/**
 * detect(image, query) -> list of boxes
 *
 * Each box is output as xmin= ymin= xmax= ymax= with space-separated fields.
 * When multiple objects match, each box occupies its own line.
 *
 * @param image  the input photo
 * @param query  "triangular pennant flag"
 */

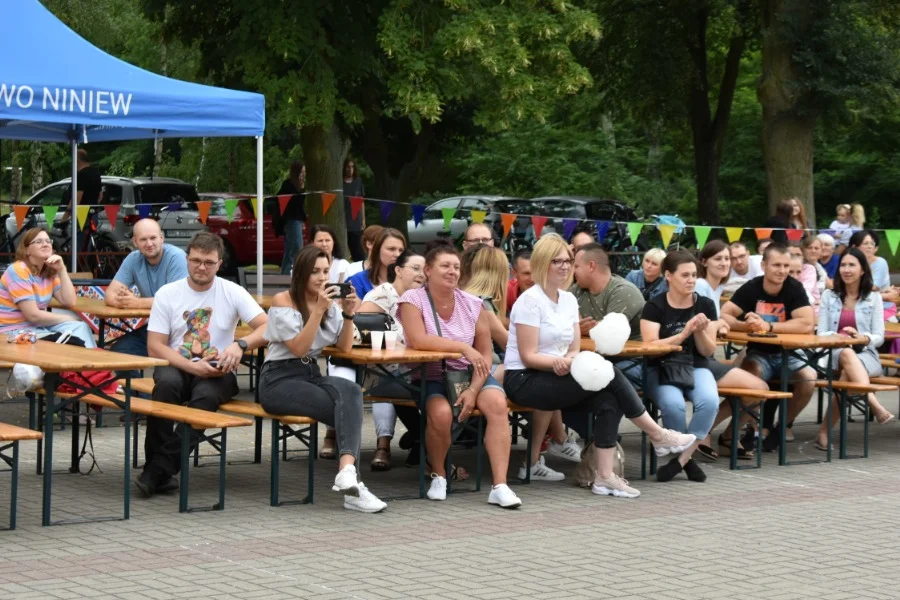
xmin=501 ymin=214 xmax=517 ymax=238
xmin=321 ymin=192 xmax=336 ymax=216
xmin=626 ymin=222 xmax=644 ymax=245
xmin=658 ymin=224 xmax=677 ymax=249
xmin=224 ymin=199 xmax=239 ymax=223
xmin=562 ymin=218 xmax=579 ymax=240
xmin=471 ymin=210 xmax=487 ymax=224
xmin=754 ymin=228 xmax=772 ymax=240
xmin=693 ymin=226 xmax=712 ymax=249
xmin=103 ymin=204 xmax=118 ymax=227
xmin=43 ymin=205 xmax=60 ymax=226
xmin=379 ymin=200 xmax=394 ymax=223
xmin=76 ymin=205 xmax=91 ymax=231
xmin=13 ymin=205 xmax=29 ymax=230
xmin=785 ymin=228 xmax=804 ymax=241
xmin=885 ymin=230 xmax=900 ymax=255
xmin=441 ymin=207 xmax=456 ymax=232
xmin=349 ymin=196 xmax=364 ymax=220
xmin=196 ymin=200 xmax=212 ymax=224
xmin=531 ymin=216 xmax=548 ymax=239
xmin=167 ymin=202 xmax=181 ymax=212
xmin=595 ymin=221 xmax=611 ymax=241
xmin=249 ymin=196 xmax=258 ymax=217
xmin=137 ymin=204 xmax=151 ymax=219
xmin=412 ymin=204 xmax=426 ymax=227
xmin=725 ymin=227 xmax=744 ymax=243
xmin=278 ymin=194 xmax=292 ymax=215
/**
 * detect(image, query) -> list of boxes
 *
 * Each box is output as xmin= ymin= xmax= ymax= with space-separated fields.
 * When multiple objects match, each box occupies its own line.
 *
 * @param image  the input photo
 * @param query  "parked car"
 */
xmin=158 ymin=192 xmax=289 ymax=275
xmin=406 ymin=196 xmax=523 ymax=251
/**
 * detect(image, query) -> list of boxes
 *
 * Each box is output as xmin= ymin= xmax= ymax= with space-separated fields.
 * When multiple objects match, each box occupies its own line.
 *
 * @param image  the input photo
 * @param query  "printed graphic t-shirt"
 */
xmin=148 ymin=277 xmax=264 ymax=359
xmin=728 ymin=276 xmax=810 ymax=354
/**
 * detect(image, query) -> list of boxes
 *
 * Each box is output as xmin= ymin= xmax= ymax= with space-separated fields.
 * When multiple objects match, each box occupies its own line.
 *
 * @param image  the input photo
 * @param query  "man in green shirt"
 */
xmin=571 ymin=243 xmax=645 ymax=341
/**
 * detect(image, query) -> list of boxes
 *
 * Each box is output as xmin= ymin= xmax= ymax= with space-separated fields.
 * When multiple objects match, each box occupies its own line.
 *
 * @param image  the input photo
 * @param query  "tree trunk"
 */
xmin=601 ymin=112 xmax=616 ymax=150
xmin=758 ymin=0 xmax=816 ymax=225
xmin=301 ymin=123 xmax=350 ymax=254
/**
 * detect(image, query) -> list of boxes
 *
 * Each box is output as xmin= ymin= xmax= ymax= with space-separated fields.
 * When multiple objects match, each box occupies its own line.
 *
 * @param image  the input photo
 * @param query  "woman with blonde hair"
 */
xmin=626 ymin=248 xmax=668 ymax=301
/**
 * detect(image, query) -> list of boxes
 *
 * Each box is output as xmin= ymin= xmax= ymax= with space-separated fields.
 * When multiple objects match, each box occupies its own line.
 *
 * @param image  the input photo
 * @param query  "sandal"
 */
xmin=696 ymin=444 xmax=719 ymax=461
xmin=814 ymin=440 xmax=834 ymax=452
xmin=371 ymin=442 xmax=392 ymax=471
xmin=877 ymin=412 xmax=895 ymax=425
xmin=718 ymin=434 xmax=754 ymax=461
xmin=319 ymin=433 xmax=337 ymax=460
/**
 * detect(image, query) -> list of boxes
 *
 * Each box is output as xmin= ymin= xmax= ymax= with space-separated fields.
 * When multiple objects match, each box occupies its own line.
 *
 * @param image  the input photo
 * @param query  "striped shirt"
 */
xmin=398 ymin=286 xmax=483 ymax=381
xmin=0 ymin=261 xmax=61 ymax=332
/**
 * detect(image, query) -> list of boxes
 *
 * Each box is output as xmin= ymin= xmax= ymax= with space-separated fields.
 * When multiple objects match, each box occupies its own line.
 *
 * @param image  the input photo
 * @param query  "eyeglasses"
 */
xmin=466 ymin=238 xmax=493 ymax=245
xmin=551 ymin=258 xmax=574 ymax=268
xmin=188 ymin=258 xmax=220 ymax=269
xmin=403 ymin=264 xmax=424 ymax=272
xmin=28 ymin=238 xmax=52 ymax=246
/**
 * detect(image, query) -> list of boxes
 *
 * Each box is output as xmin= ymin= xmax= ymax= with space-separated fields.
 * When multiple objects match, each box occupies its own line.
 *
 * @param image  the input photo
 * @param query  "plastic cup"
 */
xmin=384 ymin=330 xmax=397 ymax=350
xmin=370 ymin=331 xmax=384 ymax=351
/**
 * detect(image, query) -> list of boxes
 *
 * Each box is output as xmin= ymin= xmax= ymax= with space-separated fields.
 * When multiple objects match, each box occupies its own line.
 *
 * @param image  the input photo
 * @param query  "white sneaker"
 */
xmin=546 ymin=436 xmax=582 ymax=463
xmin=427 ymin=474 xmax=447 ymax=501
xmin=344 ymin=482 xmax=387 ymax=513
xmin=487 ymin=484 xmax=522 ymax=509
xmin=332 ymin=464 xmax=360 ymax=496
xmin=517 ymin=456 xmax=565 ymax=481
xmin=652 ymin=429 xmax=697 ymax=457
xmin=592 ymin=474 xmax=641 ymax=499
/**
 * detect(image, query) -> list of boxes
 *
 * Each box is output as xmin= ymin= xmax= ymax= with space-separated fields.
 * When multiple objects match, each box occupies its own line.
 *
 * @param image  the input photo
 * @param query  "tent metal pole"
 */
xmin=70 ymin=139 xmax=78 ymax=272
xmin=256 ymin=136 xmax=263 ymax=297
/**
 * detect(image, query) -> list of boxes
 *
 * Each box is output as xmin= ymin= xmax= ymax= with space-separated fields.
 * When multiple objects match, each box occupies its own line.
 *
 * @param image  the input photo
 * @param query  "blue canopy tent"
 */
xmin=0 ymin=0 xmax=267 ymax=291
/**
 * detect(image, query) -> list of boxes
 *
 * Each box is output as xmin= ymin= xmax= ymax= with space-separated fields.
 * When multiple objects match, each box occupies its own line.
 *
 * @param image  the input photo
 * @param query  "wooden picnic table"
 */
xmin=253 ymin=294 xmax=274 ymax=310
xmin=580 ymin=338 xmax=682 ymax=358
xmin=0 ymin=340 xmax=167 ymax=526
xmin=51 ymin=296 xmax=151 ymax=348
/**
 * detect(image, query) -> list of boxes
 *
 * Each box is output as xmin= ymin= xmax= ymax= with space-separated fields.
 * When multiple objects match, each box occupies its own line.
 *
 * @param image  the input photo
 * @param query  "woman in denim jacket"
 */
xmin=815 ymin=248 xmax=893 ymax=450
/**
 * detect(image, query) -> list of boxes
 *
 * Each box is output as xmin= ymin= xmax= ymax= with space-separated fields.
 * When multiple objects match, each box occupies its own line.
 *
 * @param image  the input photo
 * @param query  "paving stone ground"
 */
xmin=2 ymin=371 xmax=900 ymax=600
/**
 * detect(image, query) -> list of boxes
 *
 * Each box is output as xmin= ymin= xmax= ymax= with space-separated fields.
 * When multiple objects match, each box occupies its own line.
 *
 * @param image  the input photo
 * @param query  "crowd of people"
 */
xmin=2 ymin=192 xmax=896 ymax=515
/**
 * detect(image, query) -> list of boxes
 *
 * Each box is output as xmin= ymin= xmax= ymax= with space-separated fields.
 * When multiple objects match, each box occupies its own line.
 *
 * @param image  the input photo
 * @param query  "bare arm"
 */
xmin=694 ymin=321 xmax=718 ymax=357
xmin=721 ymin=301 xmax=750 ymax=331
xmin=485 ymin=310 xmax=508 ymax=349
xmin=358 ymin=300 xmax=386 ymax=314
xmin=18 ymin=299 xmax=77 ymax=326
xmin=399 ymin=303 xmax=473 ymax=355
xmin=105 ymin=279 xmax=154 ymax=309
xmin=272 ymin=291 xmax=330 ymax=358
xmin=516 ymin=321 xmax=579 ymax=372
xmin=641 ymin=319 xmax=688 ymax=348
xmin=774 ymin=306 xmax=815 ymax=334
xmin=466 ymin=310 xmax=493 ymax=394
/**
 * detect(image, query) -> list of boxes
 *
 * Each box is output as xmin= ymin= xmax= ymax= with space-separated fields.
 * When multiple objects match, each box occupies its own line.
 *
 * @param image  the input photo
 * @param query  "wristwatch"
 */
xmin=235 ymin=339 xmax=248 ymax=351
xmin=342 ymin=311 xmax=355 ymax=320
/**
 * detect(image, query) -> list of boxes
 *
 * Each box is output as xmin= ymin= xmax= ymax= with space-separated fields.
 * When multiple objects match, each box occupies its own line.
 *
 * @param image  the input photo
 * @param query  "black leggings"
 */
xmin=504 ymin=367 xmax=645 ymax=449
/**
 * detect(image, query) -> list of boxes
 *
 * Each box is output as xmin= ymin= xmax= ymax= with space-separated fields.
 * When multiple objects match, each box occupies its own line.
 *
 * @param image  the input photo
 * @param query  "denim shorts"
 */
xmin=424 ymin=373 xmax=504 ymax=401
xmin=744 ymin=350 xmax=808 ymax=382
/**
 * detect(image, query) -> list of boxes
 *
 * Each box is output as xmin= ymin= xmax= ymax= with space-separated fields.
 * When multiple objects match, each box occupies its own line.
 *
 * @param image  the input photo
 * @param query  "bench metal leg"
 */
xmin=271 ymin=421 xmax=316 ymax=507
xmin=0 ymin=441 xmax=19 ymax=530
xmin=217 ymin=429 xmax=227 ymax=511
xmin=254 ymin=417 xmax=263 ymax=464
xmin=179 ymin=424 xmax=190 ymax=513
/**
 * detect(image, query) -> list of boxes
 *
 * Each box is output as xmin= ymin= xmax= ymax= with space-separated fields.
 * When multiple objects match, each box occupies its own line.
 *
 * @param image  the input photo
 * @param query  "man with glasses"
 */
xmin=723 ymin=242 xmax=763 ymax=295
xmin=105 ymin=219 xmax=188 ymax=366
xmin=136 ymin=232 xmax=268 ymax=498
xmin=462 ymin=223 xmax=496 ymax=250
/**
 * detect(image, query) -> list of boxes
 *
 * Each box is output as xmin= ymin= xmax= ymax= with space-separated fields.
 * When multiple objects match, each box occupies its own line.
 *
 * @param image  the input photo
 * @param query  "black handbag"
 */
xmin=352 ymin=311 xmax=394 ymax=346
xmin=658 ymin=293 xmax=698 ymax=390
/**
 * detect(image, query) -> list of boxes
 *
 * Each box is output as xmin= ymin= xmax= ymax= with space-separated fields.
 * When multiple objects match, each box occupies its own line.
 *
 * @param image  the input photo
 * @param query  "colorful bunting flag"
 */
xmin=224 ymin=199 xmax=239 ymax=223
xmin=137 ymin=204 xmax=151 ymax=219
xmin=885 ymin=230 xmax=900 ymax=255
xmin=626 ymin=222 xmax=644 ymax=245
xmin=76 ymin=205 xmax=91 ymax=231
xmin=725 ymin=227 xmax=743 ymax=243
xmin=693 ymin=226 xmax=712 ymax=248
xmin=167 ymin=202 xmax=181 ymax=212
xmin=595 ymin=221 xmax=611 ymax=241
xmin=43 ymin=205 xmax=60 ymax=226
xmin=278 ymin=194 xmax=292 ymax=216
xmin=349 ymin=196 xmax=364 ymax=220
xmin=501 ymin=214 xmax=517 ymax=238
xmin=531 ymin=216 xmax=548 ymax=239
xmin=658 ymin=224 xmax=677 ymax=249
xmin=754 ymin=228 xmax=772 ymax=241
xmin=250 ymin=196 xmax=259 ymax=217
xmin=412 ymin=204 xmax=426 ymax=227
xmin=379 ymin=200 xmax=394 ymax=223
xmin=785 ymin=228 xmax=804 ymax=241
xmin=441 ymin=207 xmax=456 ymax=232
xmin=562 ymin=218 xmax=579 ymax=240
xmin=321 ymin=192 xmax=336 ymax=216
xmin=13 ymin=205 xmax=29 ymax=230
xmin=197 ymin=200 xmax=212 ymax=224
xmin=471 ymin=210 xmax=487 ymax=224
xmin=103 ymin=204 xmax=118 ymax=227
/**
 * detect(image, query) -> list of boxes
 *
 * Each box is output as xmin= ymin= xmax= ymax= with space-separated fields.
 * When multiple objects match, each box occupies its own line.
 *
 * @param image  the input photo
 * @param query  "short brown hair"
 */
xmin=187 ymin=232 xmax=225 ymax=259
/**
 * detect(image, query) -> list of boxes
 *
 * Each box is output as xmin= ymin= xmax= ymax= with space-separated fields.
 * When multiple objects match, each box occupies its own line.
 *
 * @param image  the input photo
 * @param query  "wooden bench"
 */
xmin=715 ymin=388 xmax=794 ymax=470
xmin=813 ymin=380 xmax=898 ymax=459
xmin=128 ymin=377 xmax=318 ymax=507
xmin=0 ymin=423 xmax=42 ymax=530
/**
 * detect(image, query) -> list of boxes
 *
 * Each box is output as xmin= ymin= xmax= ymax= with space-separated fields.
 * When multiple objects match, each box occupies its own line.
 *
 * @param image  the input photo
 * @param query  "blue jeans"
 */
xmin=35 ymin=319 xmax=97 ymax=349
xmin=646 ymin=366 xmax=718 ymax=439
xmin=109 ymin=326 xmax=148 ymax=379
xmin=280 ymin=219 xmax=303 ymax=274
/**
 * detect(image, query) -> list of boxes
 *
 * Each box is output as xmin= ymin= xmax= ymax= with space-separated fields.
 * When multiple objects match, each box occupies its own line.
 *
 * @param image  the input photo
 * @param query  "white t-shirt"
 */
xmin=694 ymin=278 xmax=723 ymax=318
xmin=504 ymin=285 xmax=578 ymax=371
xmin=148 ymin=277 xmax=265 ymax=360
xmin=732 ymin=257 xmax=762 ymax=282
xmin=330 ymin=258 xmax=351 ymax=283
xmin=345 ymin=260 xmax=365 ymax=278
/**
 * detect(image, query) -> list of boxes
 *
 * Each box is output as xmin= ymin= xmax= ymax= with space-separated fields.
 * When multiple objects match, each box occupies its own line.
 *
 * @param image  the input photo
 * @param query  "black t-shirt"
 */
xmin=276 ymin=179 xmax=307 ymax=222
xmin=77 ymin=165 xmax=102 ymax=205
xmin=728 ymin=275 xmax=811 ymax=354
xmin=642 ymin=293 xmax=718 ymax=366
xmin=763 ymin=216 xmax=792 ymax=244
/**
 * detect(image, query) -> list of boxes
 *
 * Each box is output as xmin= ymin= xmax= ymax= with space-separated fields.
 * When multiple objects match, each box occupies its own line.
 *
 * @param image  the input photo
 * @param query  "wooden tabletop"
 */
xmin=323 ymin=346 xmax=462 ymax=365
xmin=580 ymin=339 xmax=682 ymax=358
xmin=886 ymin=321 xmax=900 ymax=333
xmin=51 ymin=296 xmax=151 ymax=319
xmin=722 ymin=331 xmax=864 ymax=350
xmin=0 ymin=340 xmax=167 ymax=372
xmin=253 ymin=294 xmax=274 ymax=309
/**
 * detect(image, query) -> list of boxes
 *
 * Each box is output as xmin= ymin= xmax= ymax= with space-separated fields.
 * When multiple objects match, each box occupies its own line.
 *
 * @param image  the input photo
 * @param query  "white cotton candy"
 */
xmin=589 ymin=313 xmax=631 ymax=356
xmin=570 ymin=351 xmax=615 ymax=391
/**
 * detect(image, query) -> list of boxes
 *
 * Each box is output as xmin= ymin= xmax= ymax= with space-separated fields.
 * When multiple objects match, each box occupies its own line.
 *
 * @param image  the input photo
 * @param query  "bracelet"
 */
xmin=342 ymin=311 xmax=355 ymax=320
xmin=768 ymin=321 xmax=774 ymax=333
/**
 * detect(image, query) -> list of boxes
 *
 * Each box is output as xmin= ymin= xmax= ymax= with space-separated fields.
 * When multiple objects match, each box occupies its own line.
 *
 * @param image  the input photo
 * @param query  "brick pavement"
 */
xmin=2 ymin=377 xmax=900 ymax=600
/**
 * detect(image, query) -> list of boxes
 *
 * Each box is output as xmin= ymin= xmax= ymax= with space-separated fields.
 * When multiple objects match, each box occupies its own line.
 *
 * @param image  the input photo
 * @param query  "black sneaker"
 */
xmin=157 ymin=477 xmax=179 ymax=493
xmin=762 ymin=432 xmax=780 ymax=453
xmin=134 ymin=472 xmax=156 ymax=498
xmin=683 ymin=459 xmax=707 ymax=483
xmin=655 ymin=457 xmax=683 ymax=482
xmin=405 ymin=442 xmax=421 ymax=467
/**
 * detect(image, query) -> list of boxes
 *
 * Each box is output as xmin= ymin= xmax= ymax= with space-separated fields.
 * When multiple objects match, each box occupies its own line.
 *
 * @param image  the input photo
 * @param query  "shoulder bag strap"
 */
xmin=425 ymin=287 xmax=448 ymax=373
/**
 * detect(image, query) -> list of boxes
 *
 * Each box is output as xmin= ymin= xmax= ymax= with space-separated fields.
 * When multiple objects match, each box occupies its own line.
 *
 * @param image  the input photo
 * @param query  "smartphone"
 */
xmin=747 ymin=331 xmax=777 ymax=338
xmin=328 ymin=282 xmax=353 ymax=298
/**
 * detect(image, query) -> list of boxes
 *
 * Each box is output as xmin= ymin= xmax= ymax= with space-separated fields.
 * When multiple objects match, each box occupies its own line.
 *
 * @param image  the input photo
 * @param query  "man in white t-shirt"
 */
xmin=724 ymin=242 xmax=764 ymax=295
xmin=135 ymin=232 xmax=268 ymax=498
